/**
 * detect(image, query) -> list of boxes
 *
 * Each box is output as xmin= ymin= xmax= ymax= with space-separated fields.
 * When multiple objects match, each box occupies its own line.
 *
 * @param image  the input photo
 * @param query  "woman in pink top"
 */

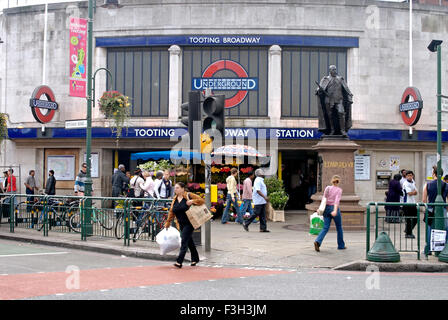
xmin=142 ymin=171 xmax=155 ymax=198
xmin=314 ymin=175 xmax=346 ymax=251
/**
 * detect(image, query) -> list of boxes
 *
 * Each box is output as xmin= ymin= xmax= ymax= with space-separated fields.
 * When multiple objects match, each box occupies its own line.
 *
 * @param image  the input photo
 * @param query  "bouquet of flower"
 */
xmin=240 ymin=167 xmax=254 ymax=174
xmin=98 ymin=91 xmax=131 ymax=138
xmin=0 ymin=113 xmax=8 ymax=143
xmin=217 ymin=183 xmax=227 ymax=190
xmin=211 ymin=167 xmax=221 ymax=174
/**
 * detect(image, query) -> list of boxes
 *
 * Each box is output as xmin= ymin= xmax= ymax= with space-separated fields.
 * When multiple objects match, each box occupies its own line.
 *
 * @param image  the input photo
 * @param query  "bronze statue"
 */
xmin=316 ymin=65 xmax=353 ymax=137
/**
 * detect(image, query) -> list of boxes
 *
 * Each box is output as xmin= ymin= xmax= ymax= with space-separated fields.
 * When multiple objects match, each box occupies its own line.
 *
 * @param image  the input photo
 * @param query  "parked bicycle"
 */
xmin=68 ymin=200 xmax=115 ymax=233
xmin=114 ymin=200 xmax=168 ymax=242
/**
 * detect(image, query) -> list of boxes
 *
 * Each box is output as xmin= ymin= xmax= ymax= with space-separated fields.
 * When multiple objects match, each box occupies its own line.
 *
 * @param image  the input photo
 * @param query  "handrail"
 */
xmin=366 ymin=201 xmax=447 ymax=260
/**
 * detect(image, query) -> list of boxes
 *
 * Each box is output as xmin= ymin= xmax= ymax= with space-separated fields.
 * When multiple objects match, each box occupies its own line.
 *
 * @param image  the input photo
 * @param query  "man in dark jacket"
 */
xmin=112 ymin=164 xmax=129 ymax=197
xmin=45 ymin=170 xmax=56 ymax=195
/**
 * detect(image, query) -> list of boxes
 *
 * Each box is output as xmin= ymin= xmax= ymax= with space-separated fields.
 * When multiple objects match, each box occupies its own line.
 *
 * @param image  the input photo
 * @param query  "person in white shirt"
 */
xmin=129 ymin=168 xmax=145 ymax=198
xmin=153 ymin=171 xmax=164 ymax=199
xmin=156 ymin=170 xmax=173 ymax=199
xmin=243 ymin=169 xmax=270 ymax=232
xmin=402 ymin=170 xmax=418 ymax=239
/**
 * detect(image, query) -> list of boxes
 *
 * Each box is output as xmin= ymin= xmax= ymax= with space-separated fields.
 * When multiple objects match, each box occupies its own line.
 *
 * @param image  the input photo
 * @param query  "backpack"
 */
xmin=127 ymin=177 xmax=141 ymax=198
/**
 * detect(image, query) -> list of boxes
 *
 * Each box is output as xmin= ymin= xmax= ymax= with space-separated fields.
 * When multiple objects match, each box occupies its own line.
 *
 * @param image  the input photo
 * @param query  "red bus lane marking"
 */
xmin=0 ymin=265 xmax=291 ymax=300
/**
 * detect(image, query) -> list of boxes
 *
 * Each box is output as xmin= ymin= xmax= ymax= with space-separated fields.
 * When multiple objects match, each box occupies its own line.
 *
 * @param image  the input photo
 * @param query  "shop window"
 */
xmin=281 ymin=48 xmax=347 ymax=118
xmin=107 ymin=47 xmax=170 ymax=117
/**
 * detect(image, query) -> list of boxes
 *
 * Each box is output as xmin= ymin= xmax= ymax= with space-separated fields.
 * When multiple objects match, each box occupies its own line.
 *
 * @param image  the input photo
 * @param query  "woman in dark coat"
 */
xmin=385 ymin=174 xmax=403 ymax=223
xmin=165 ymin=182 xmax=205 ymax=268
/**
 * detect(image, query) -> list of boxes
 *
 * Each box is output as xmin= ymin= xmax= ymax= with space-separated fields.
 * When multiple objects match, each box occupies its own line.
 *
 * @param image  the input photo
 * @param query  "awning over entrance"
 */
xmin=130 ymin=150 xmax=203 ymax=161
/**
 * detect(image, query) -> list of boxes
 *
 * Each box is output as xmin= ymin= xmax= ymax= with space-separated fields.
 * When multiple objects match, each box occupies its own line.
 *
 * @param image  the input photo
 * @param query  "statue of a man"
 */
xmin=316 ymin=65 xmax=353 ymax=137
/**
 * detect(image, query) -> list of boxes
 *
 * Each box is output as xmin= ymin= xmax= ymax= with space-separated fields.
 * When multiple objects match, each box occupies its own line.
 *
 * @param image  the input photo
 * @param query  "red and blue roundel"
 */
xmin=192 ymin=60 xmax=258 ymax=109
xmin=399 ymin=87 xmax=423 ymax=126
xmin=29 ymin=85 xmax=58 ymax=124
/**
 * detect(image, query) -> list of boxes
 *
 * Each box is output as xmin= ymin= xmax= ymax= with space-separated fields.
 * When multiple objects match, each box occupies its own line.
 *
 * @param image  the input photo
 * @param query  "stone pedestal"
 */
xmin=305 ymin=137 xmax=366 ymax=230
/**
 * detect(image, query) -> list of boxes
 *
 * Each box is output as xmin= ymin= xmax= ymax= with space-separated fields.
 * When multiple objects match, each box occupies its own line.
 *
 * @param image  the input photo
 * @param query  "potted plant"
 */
xmin=264 ymin=176 xmax=289 ymax=222
xmin=98 ymin=91 xmax=131 ymax=139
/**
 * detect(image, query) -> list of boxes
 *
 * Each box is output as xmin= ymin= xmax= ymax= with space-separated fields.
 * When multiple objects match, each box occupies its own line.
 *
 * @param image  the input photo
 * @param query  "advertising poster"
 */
xmin=69 ymin=17 xmax=87 ymax=97
xmin=389 ymin=155 xmax=400 ymax=171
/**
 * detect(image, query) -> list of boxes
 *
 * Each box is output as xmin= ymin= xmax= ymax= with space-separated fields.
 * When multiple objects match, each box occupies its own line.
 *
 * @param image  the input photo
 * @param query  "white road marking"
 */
xmin=100 ymin=289 xmax=109 ymax=292
xmin=0 ymin=274 xmax=8 ymax=276
xmin=0 ymin=252 xmax=68 ymax=258
xmin=174 ymin=282 xmax=182 ymax=285
xmin=208 ymin=279 xmax=216 ymax=282
xmin=239 ymin=277 xmax=246 ymax=279
xmin=55 ymin=293 xmax=64 ymax=296
xmin=139 ymin=286 xmax=146 ymax=289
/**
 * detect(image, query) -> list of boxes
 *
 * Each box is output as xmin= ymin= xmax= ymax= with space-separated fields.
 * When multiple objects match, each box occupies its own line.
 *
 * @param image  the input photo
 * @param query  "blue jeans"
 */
xmin=308 ymin=185 xmax=317 ymax=199
xmin=222 ymin=193 xmax=240 ymax=224
xmin=239 ymin=199 xmax=253 ymax=223
xmin=315 ymin=205 xmax=345 ymax=249
xmin=26 ymin=188 xmax=34 ymax=213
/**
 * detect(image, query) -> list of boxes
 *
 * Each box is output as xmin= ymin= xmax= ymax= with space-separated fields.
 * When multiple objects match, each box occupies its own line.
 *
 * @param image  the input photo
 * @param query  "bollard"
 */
xmin=367 ymin=231 xmax=400 ymax=263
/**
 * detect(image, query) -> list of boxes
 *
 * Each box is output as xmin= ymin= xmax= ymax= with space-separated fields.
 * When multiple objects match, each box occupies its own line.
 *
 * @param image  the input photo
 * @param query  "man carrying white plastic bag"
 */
xmin=156 ymin=226 xmax=181 ymax=255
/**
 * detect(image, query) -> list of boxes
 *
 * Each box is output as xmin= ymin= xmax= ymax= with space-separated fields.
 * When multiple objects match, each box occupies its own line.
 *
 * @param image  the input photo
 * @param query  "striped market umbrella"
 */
xmin=212 ymin=145 xmax=268 ymax=198
xmin=212 ymin=144 xmax=267 ymax=158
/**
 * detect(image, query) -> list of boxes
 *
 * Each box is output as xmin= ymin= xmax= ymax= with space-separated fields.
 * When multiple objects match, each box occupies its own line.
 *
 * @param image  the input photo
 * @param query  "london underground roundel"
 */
xmin=29 ymin=85 xmax=59 ymax=124
xmin=192 ymin=60 xmax=258 ymax=109
xmin=399 ymin=87 xmax=423 ymax=126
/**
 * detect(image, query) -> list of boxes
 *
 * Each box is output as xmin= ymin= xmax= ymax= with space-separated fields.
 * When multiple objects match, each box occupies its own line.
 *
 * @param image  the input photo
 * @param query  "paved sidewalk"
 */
xmin=0 ymin=212 xmax=445 ymax=270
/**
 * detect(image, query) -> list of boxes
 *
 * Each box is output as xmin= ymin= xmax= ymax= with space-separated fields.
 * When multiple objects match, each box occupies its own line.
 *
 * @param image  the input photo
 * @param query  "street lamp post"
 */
xmin=428 ymin=40 xmax=444 ymax=232
xmin=83 ymin=0 xmax=120 ymax=240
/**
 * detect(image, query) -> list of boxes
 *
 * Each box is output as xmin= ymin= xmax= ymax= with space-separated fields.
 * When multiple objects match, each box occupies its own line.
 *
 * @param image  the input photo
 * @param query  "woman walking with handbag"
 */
xmin=165 ymin=182 xmax=205 ymax=268
xmin=314 ymin=175 xmax=346 ymax=252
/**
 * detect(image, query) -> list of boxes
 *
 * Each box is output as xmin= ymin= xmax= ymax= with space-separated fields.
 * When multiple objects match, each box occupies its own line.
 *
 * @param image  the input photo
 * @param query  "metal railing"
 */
xmin=1 ymin=194 xmax=172 ymax=246
xmin=366 ymin=202 xmax=448 ymax=260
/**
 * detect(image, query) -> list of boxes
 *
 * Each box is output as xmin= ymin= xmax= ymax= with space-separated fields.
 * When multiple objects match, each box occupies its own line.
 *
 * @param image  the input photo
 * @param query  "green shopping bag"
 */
xmin=309 ymin=212 xmax=324 ymax=235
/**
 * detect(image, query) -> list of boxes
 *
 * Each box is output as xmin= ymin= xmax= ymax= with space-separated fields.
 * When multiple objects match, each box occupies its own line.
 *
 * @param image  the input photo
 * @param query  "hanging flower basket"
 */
xmin=98 ymin=91 xmax=131 ymax=138
xmin=0 ymin=113 xmax=8 ymax=143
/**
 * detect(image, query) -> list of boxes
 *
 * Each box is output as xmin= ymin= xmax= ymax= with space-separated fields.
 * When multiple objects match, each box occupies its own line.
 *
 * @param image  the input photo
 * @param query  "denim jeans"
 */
xmin=26 ymin=188 xmax=34 ymax=213
xmin=315 ymin=205 xmax=345 ymax=249
xmin=239 ymin=199 xmax=253 ymax=223
xmin=222 ymin=193 xmax=240 ymax=224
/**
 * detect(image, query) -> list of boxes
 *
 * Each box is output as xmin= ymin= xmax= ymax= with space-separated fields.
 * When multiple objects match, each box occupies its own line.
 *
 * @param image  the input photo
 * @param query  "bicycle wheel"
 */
xmin=114 ymin=213 xmax=125 ymax=239
xmin=97 ymin=209 xmax=114 ymax=230
xmin=36 ymin=211 xmax=45 ymax=231
xmin=134 ymin=213 xmax=151 ymax=242
xmin=155 ymin=211 xmax=168 ymax=230
xmin=31 ymin=202 xmax=44 ymax=230
xmin=68 ymin=204 xmax=82 ymax=233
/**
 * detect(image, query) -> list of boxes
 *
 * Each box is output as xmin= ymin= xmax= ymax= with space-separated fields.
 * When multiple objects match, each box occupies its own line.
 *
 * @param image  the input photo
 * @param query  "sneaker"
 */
xmin=260 ymin=230 xmax=270 ymax=233
xmin=243 ymin=224 xmax=249 ymax=232
xmin=405 ymin=234 xmax=415 ymax=239
xmin=314 ymin=241 xmax=320 ymax=252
